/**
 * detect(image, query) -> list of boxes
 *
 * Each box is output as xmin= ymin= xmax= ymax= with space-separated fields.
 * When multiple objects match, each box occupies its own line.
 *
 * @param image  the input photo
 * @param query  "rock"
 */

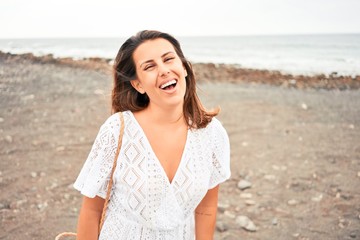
xmin=56 ymin=146 xmax=65 ymax=151
xmin=240 ymin=193 xmax=252 ymax=199
xmin=0 ymin=117 xmax=4 ymax=123
xmin=245 ymin=200 xmax=256 ymax=205
xmin=264 ymin=175 xmax=276 ymax=181
xmin=350 ymin=232 xmax=356 ymax=238
xmin=216 ymin=221 xmax=229 ymax=232
xmin=237 ymin=180 xmax=252 ymax=190
xmin=287 ymin=199 xmax=299 ymax=206
xmin=22 ymin=94 xmax=35 ymax=101
xmin=301 ymin=103 xmax=308 ymax=110
xmin=357 ymin=171 xmax=360 ymax=177
xmin=241 ymin=141 xmax=248 ymax=147
xmin=218 ymin=202 xmax=230 ymax=213
xmin=224 ymin=210 xmax=236 ymax=219
xmin=30 ymin=172 xmax=37 ymax=178
xmin=5 ymin=135 xmax=13 ymax=143
xmin=272 ymin=218 xmax=278 ymax=225
xmin=311 ymin=194 xmax=323 ymax=202
xmin=236 ymin=215 xmax=258 ymax=232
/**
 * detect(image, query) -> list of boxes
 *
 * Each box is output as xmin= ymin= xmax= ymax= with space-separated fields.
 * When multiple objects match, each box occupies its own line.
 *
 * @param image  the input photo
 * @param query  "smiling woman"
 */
xmin=72 ymin=30 xmax=231 ymax=240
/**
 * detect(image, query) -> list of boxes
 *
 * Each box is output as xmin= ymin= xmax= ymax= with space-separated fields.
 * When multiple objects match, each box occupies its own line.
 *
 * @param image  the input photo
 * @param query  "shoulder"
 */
xmin=102 ymin=111 xmax=129 ymax=127
xmin=206 ymin=117 xmax=228 ymax=136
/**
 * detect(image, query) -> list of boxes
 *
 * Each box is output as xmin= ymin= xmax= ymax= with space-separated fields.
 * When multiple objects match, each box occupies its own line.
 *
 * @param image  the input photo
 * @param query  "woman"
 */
xmin=74 ymin=30 xmax=231 ymax=240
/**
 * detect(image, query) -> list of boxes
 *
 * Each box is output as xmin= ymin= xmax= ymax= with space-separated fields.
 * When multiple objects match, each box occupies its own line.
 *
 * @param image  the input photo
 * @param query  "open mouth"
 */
xmin=160 ymin=79 xmax=177 ymax=90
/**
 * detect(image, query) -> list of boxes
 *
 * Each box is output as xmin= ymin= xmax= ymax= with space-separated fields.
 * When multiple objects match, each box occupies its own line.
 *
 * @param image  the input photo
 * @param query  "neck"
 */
xmin=145 ymin=102 xmax=185 ymax=126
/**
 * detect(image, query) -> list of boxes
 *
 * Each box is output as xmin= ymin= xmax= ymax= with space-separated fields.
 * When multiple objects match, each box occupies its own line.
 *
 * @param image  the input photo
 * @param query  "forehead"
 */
xmin=133 ymin=38 xmax=176 ymax=64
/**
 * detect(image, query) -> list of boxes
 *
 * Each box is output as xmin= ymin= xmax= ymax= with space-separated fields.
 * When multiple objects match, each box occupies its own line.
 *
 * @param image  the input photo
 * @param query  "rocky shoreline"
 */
xmin=1 ymin=50 xmax=360 ymax=240
xmin=1 ymin=51 xmax=359 ymax=90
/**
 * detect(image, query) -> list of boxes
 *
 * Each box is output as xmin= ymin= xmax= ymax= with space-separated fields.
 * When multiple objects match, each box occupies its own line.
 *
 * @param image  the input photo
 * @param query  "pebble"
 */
xmin=0 ymin=117 xmax=4 ymax=123
xmin=236 ymin=215 xmax=258 ymax=232
xmin=357 ymin=172 xmax=360 ymax=177
xmin=216 ymin=221 xmax=229 ymax=232
xmin=301 ymin=103 xmax=308 ymax=110
xmin=37 ymin=202 xmax=48 ymax=211
xmin=245 ymin=200 xmax=256 ymax=205
xmin=5 ymin=135 xmax=13 ymax=143
xmin=264 ymin=175 xmax=276 ymax=181
xmin=56 ymin=146 xmax=65 ymax=152
xmin=241 ymin=141 xmax=248 ymax=147
xmin=287 ymin=199 xmax=299 ymax=206
xmin=22 ymin=94 xmax=35 ymax=101
xmin=240 ymin=193 xmax=252 ymax=199
xmin=224 ymin=210 xmax=236 ymax=219
xmin=311 ymin=194 xmax=323 ymax=202
xmin=30 ymin=172 xmax=37 ymax=178
xmin=237 ymin=180 xmax=252 ymax=190
xmin=350 ymin=232 xmax=356 ymax=238
xmin=218 ymin=202 xmax=230 ymax=213
xmin=272 ymin=218 xmax=278 ymax=225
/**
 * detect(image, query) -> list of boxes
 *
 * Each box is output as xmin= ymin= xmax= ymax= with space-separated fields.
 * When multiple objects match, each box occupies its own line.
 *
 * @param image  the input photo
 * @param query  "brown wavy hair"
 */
xmin=112 ymin=30 xmax=218 ymax=129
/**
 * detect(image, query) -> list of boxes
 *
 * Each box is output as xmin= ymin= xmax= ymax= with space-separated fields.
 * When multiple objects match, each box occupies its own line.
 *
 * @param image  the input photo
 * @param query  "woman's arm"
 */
xmin=195 ymin=185 xmax=219 ymax=240
xmin=76 ymin=196 xmax=105 ymax=240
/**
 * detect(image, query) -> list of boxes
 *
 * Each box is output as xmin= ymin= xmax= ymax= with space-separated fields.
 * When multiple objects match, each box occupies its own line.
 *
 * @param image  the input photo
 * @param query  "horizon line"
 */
xmin=1 ymin=32 xmax=360 ymax=40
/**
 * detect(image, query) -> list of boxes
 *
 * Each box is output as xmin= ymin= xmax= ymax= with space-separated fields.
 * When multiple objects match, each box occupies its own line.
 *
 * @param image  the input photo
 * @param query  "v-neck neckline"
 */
xmin=128 ymin=111 xmax=190 ymax=186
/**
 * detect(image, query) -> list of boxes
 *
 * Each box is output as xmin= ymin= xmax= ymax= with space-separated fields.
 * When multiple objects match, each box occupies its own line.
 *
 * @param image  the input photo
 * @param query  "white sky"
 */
xmin=1 ymin=0 xmax=360 ymax=38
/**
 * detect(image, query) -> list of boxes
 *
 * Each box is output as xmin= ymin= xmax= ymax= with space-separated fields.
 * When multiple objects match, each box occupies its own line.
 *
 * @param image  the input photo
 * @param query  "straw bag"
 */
xmin=55 ymin=112 xmax=125 ymax=240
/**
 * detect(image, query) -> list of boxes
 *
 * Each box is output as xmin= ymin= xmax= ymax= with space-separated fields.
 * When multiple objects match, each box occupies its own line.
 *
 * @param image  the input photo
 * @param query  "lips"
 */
xmin=159 ymin=79 xmax=177 ymax=90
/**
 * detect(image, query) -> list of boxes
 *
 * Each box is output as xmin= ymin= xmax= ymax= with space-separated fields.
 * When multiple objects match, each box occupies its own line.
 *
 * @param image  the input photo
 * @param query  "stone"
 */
xmin=264 ymin=175 xmax=276 ymax=181
xmin=224 ymin=210 xmax=236 ymax=219
xmin=218 ymin=202 xmax=230 ymax=213
xmin=350 ymin=232 xmax=356 ymax=238
xmin=245 ymin=200 xmax=256 ymax=205
xmin=236 ymin=215 xmax=258 ymax=232
xmin=237 ymin=180 xmax=252 ymax=190
xmin=311 ymin=194 xmax=323 ymax=202
xmin=240 ymin=193 xmax=252 ymax=199
xmin=5 ymin=135 xmax=13 ymax=143
xmin=287 ymin=199 xmax=298 ymax=206
xmin=272 ymin=218 xmax=278 ymax=225
xmin=30 ymin=172 xmax=37 ymax=178
xmin=301 ymin=103 xmax=308 ymax=110
xmin=216 ymin=221 xmax=229 ymax=232
xmin=0 ymin=117 xmax=4 ymax=123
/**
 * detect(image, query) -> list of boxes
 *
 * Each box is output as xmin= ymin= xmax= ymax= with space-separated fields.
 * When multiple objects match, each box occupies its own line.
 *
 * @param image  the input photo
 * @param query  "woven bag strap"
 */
xmin=99 ymin=112 xmax=125 ymax=232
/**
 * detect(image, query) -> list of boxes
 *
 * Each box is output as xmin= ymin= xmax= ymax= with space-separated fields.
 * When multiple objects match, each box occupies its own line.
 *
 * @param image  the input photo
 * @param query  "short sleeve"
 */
xmin=208 ymin=118 xmax=231 ymax=189
xmin=73 ymin=113 xmax=121 ymax=198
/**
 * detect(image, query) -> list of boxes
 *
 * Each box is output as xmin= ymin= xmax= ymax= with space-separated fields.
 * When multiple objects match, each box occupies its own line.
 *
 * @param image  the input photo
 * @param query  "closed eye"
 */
xmin=164 ymin=57 xmax=174 ymax=62
xmin=144 ymin=64 xmax=155 ymax=71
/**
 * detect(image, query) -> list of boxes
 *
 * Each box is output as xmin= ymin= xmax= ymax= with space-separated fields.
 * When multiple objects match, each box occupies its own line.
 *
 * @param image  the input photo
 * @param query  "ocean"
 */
xmin=0 ymin=34 xmax=359 ymax=76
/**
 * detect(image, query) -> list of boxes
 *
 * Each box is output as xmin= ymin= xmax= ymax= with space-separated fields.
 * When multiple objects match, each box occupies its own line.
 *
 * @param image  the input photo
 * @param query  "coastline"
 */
xmin=1 ymin=50 xmax=359 ymax=90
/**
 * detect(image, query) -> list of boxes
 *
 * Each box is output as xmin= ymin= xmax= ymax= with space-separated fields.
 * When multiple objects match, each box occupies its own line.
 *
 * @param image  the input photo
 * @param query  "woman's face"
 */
xmin=131 ymin=38 xmax=187 ymax=110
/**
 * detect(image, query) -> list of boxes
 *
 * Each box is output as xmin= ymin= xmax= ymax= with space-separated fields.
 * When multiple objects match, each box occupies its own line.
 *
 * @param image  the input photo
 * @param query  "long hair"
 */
xmin=112 ymin=30 xmax=218 ymax=129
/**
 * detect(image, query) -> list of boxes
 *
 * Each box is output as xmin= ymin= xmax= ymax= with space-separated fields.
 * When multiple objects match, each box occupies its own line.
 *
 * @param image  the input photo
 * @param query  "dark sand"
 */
xmin=0 ymin=52 xmax=359 ymax=240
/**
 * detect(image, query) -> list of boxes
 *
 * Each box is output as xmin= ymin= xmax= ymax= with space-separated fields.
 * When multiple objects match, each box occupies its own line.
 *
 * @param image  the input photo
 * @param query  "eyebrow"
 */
xmin=139 ymin=51 xmax=175 ymax=68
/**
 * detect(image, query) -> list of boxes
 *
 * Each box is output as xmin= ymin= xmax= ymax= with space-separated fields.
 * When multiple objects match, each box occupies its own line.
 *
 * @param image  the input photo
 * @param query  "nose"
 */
xmin=158 ymin=63 xmax=170 ymax=77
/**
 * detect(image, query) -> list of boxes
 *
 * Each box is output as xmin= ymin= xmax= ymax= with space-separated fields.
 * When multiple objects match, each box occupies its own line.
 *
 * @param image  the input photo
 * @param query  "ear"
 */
xmin=130 ymin=79 xmax=145 ymax=94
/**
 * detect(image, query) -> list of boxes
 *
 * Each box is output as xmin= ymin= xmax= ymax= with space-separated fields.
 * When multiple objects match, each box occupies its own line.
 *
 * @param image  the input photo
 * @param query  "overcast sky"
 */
xmin=1 ymin=0 xmax=360 ymax=38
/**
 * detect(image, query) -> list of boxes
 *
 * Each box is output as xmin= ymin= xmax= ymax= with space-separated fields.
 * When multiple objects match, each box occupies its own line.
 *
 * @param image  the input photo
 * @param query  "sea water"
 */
xmin=0 ymin=34 xmax=359 ymax=76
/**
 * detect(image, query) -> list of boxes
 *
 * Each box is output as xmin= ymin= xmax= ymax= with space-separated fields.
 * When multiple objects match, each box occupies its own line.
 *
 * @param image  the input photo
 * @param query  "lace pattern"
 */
xmin=74 ymin=111 xmax=231 ymax=239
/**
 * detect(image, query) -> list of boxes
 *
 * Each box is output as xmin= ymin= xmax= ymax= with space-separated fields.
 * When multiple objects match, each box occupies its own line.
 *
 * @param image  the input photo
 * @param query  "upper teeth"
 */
xmin=160 ymin=80 xmax=176 ymax=89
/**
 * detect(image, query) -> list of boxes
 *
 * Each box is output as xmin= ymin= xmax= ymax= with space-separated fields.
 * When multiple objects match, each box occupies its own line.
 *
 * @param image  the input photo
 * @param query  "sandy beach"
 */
xmin=0 ymin=52 xmax=359 ymax=240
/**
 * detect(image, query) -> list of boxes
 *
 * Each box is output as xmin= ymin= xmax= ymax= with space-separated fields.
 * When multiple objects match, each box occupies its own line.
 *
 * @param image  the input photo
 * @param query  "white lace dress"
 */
xmin=74 ymin=111 xmax=231 ymax=240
